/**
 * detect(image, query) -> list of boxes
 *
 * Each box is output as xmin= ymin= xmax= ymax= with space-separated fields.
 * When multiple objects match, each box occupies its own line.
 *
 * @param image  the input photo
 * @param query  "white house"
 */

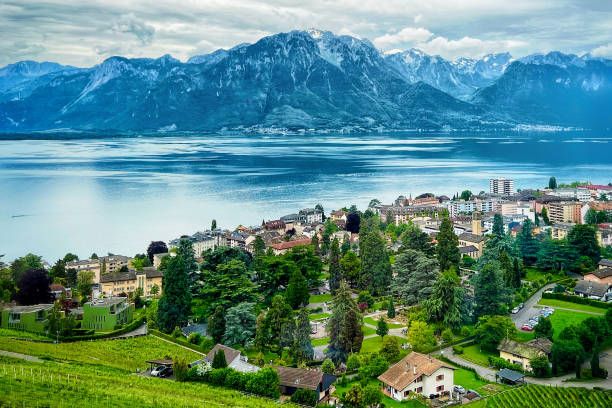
xmin=378 ymin=352 xmax=455 ymax=401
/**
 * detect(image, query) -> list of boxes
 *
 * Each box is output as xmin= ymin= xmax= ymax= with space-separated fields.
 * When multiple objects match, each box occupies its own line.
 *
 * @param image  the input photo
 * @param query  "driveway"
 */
xmin=511 ymin=283 xmax=555 ymax=329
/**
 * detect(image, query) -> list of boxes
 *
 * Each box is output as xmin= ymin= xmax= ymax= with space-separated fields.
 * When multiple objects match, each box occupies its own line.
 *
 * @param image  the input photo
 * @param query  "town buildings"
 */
xmin=81 ymin=297 xmax=133 ymax=331
xmin=498 ymin=338 xmax=552 ymax=372
xmin=100 ymin=267 xmax=163 ymax=297
xmin=489 ymin=178 xmax=515 ymax=195
xmin=548 ymin=201 xmax=583 ymax=224
xmin=378 ymin=352 xmax=455 ymax=401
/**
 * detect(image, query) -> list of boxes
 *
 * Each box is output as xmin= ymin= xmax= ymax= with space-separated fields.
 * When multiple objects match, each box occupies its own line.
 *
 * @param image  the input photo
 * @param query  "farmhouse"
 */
xmin=204 ymin=344 xmax=260 ymax=373
xmin=498 ymin=338 xmax=552 ymax=372
xmin=573 ymin=280 xmax=611 ymax=301
xmin=378 ymin=352 xmax=455 ymax=401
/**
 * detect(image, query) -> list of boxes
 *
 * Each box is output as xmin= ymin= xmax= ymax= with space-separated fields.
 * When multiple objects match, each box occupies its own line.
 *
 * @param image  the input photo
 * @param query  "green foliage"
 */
xmin=460 ymin=190 xmax=473 ymax=201
xmin=392 ymin=249 xmax=438 ymax=305
xmin=187 ymin=332 xmax=202 ymax=345
xmin=285 ymin=269 xmax=309 ymax=309
xmin=408 ymin=320 xmax=436 ymax=352
xmin=387 ymin=296 xmax=395 ymax=318
xmin=294 ymin=308 xmax=314 ymax=363
xmin=517 ymin=219 xmax=539 ymax=266
xmin=551 ymin=339 xmax=585 ymax=375
xmin=223 ymin=302 xmax=256 ymax=347
xmin=541 ymin=207 xmax=550 ymax=225
xmin=329 ymin=238 xmax=342 ymax=293
xmin=357 ymin=291 xmax=374 ymax=309
xmin=380 ymin=336 xmax=401 ymax=363
xmin=567 ymin=224 xmax=601 ymax=263
xmin=76 ymin=269 xmax=94 ymax=301
xmin=321 ymin=357 xmax=336 ymax=374
xmin=399 ymin=223 xmax=435 ymax=256
xmin=207 ymin=305 xmax=226 ymax=343
xmin=542 ymin=293 xmax=611 ymax=309
xmin=291 ymin=389 xmax=318 ymax=406
xmin=534 ymin=316 xmax=554 ymax=340
xmin=10 ymin=253 xmax=43 ymax=282
xmin=536 ymin=238 xmax=577 ymax=272
xmin=158 ymin=255 xmax=192 ymax=333
xmin=529 ymin=355 xmax=551 ymax=377
xmin=341 ymin=383 xmax=365 ymax=408
xmin=358 ymin=354 xmax=389 ymax=379
xmin=423 ymin=269 xmax=464 ymax=330
xmin=488 ymin=356 xmax=523 ymax=372
xmin=548 ymin=177 xmax=557 ymax=189
xmin=376 ymin=317 xmax=388 ymax=338
xmin=327 ymin=281 xmax=364 ymax=362
xmin=346 ymin=353 xmax=361 ymax=372
xmin=475 ymin=315 xmax=515 ymax=352
xmin=474 ymin=261 xmax=509 ymax=318
xmin=212 ymin=349 xmax=228 ymax=368
xmin=255 ymin=295 xmax=292 ymax=351
xmin=173 ymin=357 xmax=190 ymax=382
xmin=487 ymin=384 xmax=612 ymax=408
xmin=198 ymin=259 xmax=257 ymax=316
xmin=359 ymin=229 xmax=391 ymax=295
xmin=441 ymin=328 xmax=454 ymax=343
xmin=15 ymin=268 xmax=51 ymax=305
xmin=340 ymin=251 xmax=361 ymax=288
xmin=436 ymin=216 xmax=460 ymax=272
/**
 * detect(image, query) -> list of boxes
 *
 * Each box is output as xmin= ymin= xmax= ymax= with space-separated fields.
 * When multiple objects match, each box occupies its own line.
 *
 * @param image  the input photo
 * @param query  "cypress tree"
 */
xmin=327 ymin=281 xmax=363 ymax=362
xmin=387 ymin=297 xmax=395 ymax=318
xmin=329 ymin=238 xmax=342 ymax=294
xmin=207 ymin=305 xmax=226 ymax=343
xmin=212 ymin=349 xmax=227 ymax=368
xmin=157 ymin=255 xmax=192 ymax=333
xmin=436 ymin=215 xmax=460 ymax=272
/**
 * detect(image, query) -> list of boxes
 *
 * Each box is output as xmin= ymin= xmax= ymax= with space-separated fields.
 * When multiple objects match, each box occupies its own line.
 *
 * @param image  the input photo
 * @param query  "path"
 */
xmin=150 ymin=334 xmax=205 ymax=355
xmin=511 ymin=283 xmax=555 ymax=328
xmin=0 ymin=350 xmax=43 ymax=363
xmin=109 ymin=323 xmax=148 ymax=339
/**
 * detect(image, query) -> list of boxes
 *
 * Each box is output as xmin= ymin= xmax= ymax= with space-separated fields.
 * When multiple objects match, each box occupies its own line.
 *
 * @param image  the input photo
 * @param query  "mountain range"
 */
xmin=0 ymin=29 xmax=610 ymax=133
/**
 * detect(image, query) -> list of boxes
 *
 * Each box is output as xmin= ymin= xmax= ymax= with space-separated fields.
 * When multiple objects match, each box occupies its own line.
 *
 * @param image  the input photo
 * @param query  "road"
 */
xmin=511 ymin=283 xmax=555 ymax=329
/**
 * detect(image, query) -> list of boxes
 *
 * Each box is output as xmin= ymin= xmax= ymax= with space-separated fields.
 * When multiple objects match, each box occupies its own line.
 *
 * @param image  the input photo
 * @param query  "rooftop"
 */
xmin=275 ymin=366 xmax=325 ymax=391
xmin=205 ymin=344 xmax=241 ymax=365
xmin=86 ymin=297 xmax=128 ymax=307
xmin=378 ymin=352 xmax=453 ymax=391
xmin=3 ymin=304 xmax=53 ymax=313
xmin=100 ymin=267 xmax=162 ymax=283
xmin=587 ymin=267 xmax=612 ymax=280
xmin=269 ymin=237 xmax=311 ymax=251
xmin=458 ymin=232 xmax=485 ymax=243
xmin=574 ymin=280 xmax=609 ymax=298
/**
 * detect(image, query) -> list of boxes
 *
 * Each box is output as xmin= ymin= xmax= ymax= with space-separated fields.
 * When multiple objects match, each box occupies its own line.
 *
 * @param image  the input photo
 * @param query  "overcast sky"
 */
xmin=1 ymin=0 xmax=611 ymax=67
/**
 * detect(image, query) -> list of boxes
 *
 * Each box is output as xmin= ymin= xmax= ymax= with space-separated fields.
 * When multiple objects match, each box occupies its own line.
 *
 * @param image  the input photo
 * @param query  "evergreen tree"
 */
xmin=340 ymin=251 xmax=361 ymax=288
xmin=157 ymin=255 xmax=192 ymax=333
xmin=511 ymin=258 xmax=522 ymax=289
xmin=376 ymin=318 xmax=388 ymax=339
xmin=328 ymin=238 xmax=342 ymax=294
xmin=399 ymin=224 xmax=435 ymax=256
xmin=176 ymin=238 xmax=198 ymax=290
xmin=207 ymin=305 xmax=226 ymax=343
xmin=359 ymin=230 xmax=391 ymax=295
xmin=285 ymin=270 xmax=309 ymax=309
xmin=392 ymin=249 xmax=438 ymax=305
xmin=223 ymin=302 xmax=256 ymax=347
xmin=534 ymin=316 xmax=554 ymax=340
xmin=211 ymin=219 xmax=217 ymax=230
xmin=436 ymin=216 xmax=460 ymax=272
xmin=261 ymin=295 xmax=293 ymax=351
xmin=534 ymin=212 xmax=540 ymax=227
xmin=492 ymin=213 xmax=505 ymax=239
xmin=327 ymin=281 xmax=363 ymax=362
xmin=541 ymin=207 xmax=550 ymax=225
xmin=253 ymin=236 xmax=266 ymax=258
xmin=212 ymin=349 xmax=227 ymax=368
xmin=311 ymin=235 xmax=320 ymax=256
xmin=548 ymin=177 xmax=557 ymax=189
xmin=387 ymin=297 xmax=395 ymax=318
xmin=423 ymin=269 xmax=464 ymax=330
xmin=474 ymin=261 xmax=508 ymax=318
xmin=517 ymin=219 xmax=539 ymax=266
xmin=567 ymin=224 xmax=600 ymax=263
xmin=293 ymin=309 xmax=314 ymax=363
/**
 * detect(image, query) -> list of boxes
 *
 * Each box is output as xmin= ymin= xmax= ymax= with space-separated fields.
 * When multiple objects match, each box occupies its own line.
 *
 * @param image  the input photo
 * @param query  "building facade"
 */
xmin=82 ymin=297 xmax=133 ymax=331
xmin=100 ymin=267 xmax=163 ymax=297
xmin=548 ymin=201 xmax=582 ymax=224
xmin=489 ymin=178 xmax=515 ymax=195
xmin=1 ymin=304 xmax=53 ymax=334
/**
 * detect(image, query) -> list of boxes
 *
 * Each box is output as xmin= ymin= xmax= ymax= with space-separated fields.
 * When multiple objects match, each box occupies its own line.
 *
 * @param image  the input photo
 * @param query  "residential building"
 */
xmin=490 ymin=178 xmax=515 ymax=195
xmin=152 ymin=252 xmax=173 ymax=269
xmin=204 ymin=344 xmax=260 ymax=373
xmin=582 ymin=184 xmax=612 ymax=201
xmin=227 ymin=231 xmax=249 ymax=251
xmin=82 ymin=297 xmax=133 ymax=331
xmin=269 ymin=237 xmax=311 ymax=255
xmin=548 ymin=201 xmax=582 ymax=224
xmin=458 ymin=233 xmax=485 ymax=259
xmin=99 ymin=255 xmax=131 ymax=275
xmin=262 ymin=219 xmax=286 ymax=233
xmin=551 ymin=222 xmax=574 ymax=240
xmin=584 ymin=268 xmax=612 ymax=285
xmin=447 ymin=199 xmax=496 ymax=217
xmin=275 ymin=366 xmax=336 ymax=402
xmin=100 ymin=267 xmax=163 ymax=297
xmin=330 ymin=210 xmax=347 ymax=222
xmin=598 ymin=259 xmax=612 ymax=269
xmin=378 ymin=352 xmax=455 ymax=401
xmin=298 ymin=208 xmax=323 ymax=224
xmin=66 ymin=258 xmax=101 ymax=284
xmin=375 ymin=204 xmax=441 ymax=226
xmin=459 ymin=245 xmax=479 ymax=259
xmin=573 ymin=280 xmax=611 ymax=301
xmin=1 ymin=304 xmax=53 ymax=334
xmin=498 ymin=338 xmax=552 ymax=372
xmin=549 ymin=188 xmax=591 ymax=203
xmin=169 ymin=230 xmax=227 ymax=257
xmin=499 ymin=201 xmax=518 ymax=216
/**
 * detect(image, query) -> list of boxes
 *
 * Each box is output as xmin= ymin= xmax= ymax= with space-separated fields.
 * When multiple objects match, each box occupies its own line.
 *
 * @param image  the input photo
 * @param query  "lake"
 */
xmin=1 ymin=131 xmax=611 ymax=261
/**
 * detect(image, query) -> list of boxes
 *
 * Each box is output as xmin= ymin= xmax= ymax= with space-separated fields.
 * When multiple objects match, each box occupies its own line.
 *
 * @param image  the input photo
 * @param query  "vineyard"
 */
xmin=484 ymin=385 xmax=612 ymax=408
xmin=0 ymin=356 xmax=288 ymax=407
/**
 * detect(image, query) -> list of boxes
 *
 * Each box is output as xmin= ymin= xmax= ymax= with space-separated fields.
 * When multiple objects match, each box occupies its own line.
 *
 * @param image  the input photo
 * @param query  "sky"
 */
xmin=1 ymin=0 xmax=611 ymax=67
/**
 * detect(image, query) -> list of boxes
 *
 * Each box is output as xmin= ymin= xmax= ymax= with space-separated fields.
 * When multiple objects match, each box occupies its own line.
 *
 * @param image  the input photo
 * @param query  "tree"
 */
xmin=460 ymin=190 xmax=473 ymax=201
xmin=16 ymin=269 xmax=51 ymax=305
xmin=285 ymin=270 xmax=309 ymax=309
xmin=340 ymin=251 xmax=361 ymax=287
xmin=392 ymin=249 xmax=438 ymax=305
xmin=387 ymin=297 xmax=395 ymax=318
xmin=150 ymin=284 xmax=159 ymax=297
xmin=376 ymin=317 xmax=388 ymax=339
xmin=199 ymin=260 xmax=257 ymax=316
xmin=475 ymin=315 xmax=515 ymax=352
xmin=567 ymin=224 xmax=600 ymax=263
xmin=258 ymin=295 xmax=293 ymax=351
xmin=436 ymin=216 xmax=460 ymax=272
xmin=223 ymin=302 xmax=256 ymax=346
xmin=11 ymin=253 xmax=43 ymax=282
xmin=399 ymin=223 xmax=435 ymax=257
xmin=423 ymin=269 xmax=464 ymax=330
xmin=345 ymin=212 xmax=361 ymax=234
xmin=474 ymin=261 xmax=508 ymax=318
xmin=76 ymin=270 xmax=94 ymax=301
xmin=49 ymin=259 xmax=66 ymax=284
xmin=359 ymin=230 xmax=391 ymax=296
xmin=176 ymin=238 xmax=198 ymax=289
xmin=310 ymin=235 xmax=320 ymax=256
xmin=536 ymin=238 xmax=577 ymax=272
xmin=407 ymin=320 xmax=436 ymax=352
xmin=293 ymin=309 xmax=314 ymax=363
xmin=328 ymin=238 xmax=342 ymax=294
xmin=327 ymin=281 xmax=363 ymax=362
xmin=534 ymin=212 xmax=540 ymax=227
xmin=131 ymin=254 xmax=151 ymax=271
xmin=380 ymin=336 xmax=401 ymax=363
xmin=541 ymin=207 xmax=550 ymax=225
xmin=548 ymin=177 xmax=557 ymax=189
xmin=62 ymin=253 xmax=79 ymax=263
xmin=534 ymin=316 xmax=553 ymax=340
xmin=517 ymin=219 xmax=539 ymax=266
xmin=530 ymin=355 xmax=551 ymax=377
xmin=207 ymin=305 xmax=226 ymax=343
xmin=211 ymin=219 xmax=217 ymax=230
xmin=491 ymin=213 xmax=505 ymax=239
xmin=147 ymin=241 xmax=168 ymax=264
xmin=157 ymin=255 xmax=192 ymax=333
xmin=212 ymin=349 xmax=228 ymax=368
xmin=342 ymin=384 xmax=364 ymax=408
xmin=66 ymin=268 xmax=77 ymax=289
xmin=291 ymin=389 xmax=318 ymax=407
xmin=551 ymin=339 xmax=584 ymax=375
xmin=321 ymin=358 xmax=335 ymax=374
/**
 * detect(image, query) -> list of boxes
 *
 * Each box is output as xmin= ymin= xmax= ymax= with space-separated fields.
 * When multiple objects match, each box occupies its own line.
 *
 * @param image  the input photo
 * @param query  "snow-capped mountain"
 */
xmin=0 ymin=29 xmax=610 ymax=132
xmin=0 ymin=60 xmax=80 ymax=102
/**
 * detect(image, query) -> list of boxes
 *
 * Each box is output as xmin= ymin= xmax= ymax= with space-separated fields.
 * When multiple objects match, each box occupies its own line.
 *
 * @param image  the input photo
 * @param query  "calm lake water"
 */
xmin=1 ymin=131 xmax=611 ymax=261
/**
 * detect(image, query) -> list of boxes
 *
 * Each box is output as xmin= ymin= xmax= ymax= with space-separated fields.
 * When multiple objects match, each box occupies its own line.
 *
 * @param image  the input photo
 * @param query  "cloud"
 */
xmin=413 ymin=14 xmax=422 ymax=24
xmin=416 ymin=36 xmax=527 ymax=59
xmin=111 ymin=13 xmax=155 ymax=45
xmin=591 ymin=43 xmax=612 ymax=58
xmin=373 ymin=27 xmax=433 ymax=49
xmin=5 ymin=41 xmax=45 ymax=60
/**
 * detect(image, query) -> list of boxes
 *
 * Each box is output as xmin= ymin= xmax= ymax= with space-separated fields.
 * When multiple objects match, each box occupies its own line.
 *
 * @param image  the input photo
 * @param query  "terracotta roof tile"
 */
xmin=378 ymin=352 xmax=453 ymax=391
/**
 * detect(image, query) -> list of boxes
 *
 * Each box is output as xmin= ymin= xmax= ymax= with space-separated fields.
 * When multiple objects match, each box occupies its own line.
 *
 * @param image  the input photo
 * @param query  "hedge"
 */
xmin=60 ymin=317 xmax=146 ymax=342
xmin=189 ymin=366 xmax=280 ymax=399
xmin=149 ymin=329 xmax=209 ymax=354
xmin=542 ymin=293 xmax=612 ymax=309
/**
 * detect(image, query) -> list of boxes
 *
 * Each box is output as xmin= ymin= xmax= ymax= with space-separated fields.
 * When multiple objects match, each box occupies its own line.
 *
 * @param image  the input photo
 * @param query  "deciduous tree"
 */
xmin=146 ymin=241 xmax=168 ymax=264
xmin=16 ymin=269 xmax=51 ymax=305
xmin=392 ymin=249 xmax=438 ymax=305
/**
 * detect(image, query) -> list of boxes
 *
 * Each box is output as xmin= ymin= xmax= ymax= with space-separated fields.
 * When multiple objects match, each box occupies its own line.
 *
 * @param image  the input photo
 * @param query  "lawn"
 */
xmin=484 ymin=384 xmax=612 ymax=408
xmin=460 ymin=344 xmax=496 ymax=367
xmin=335 ymin=378 xmax=426 ymax=408
xmin=312 ymin=337 xmax=329 ymax=347
xmin=309 ymin=312 xmax=331 ymax=320
xmin=363 ymin=326 xmax=376 ymax=336
xmin=0 ymin=328 xmax=51 ymax=341
xmin=537 ymin=299 xmax=606 ymax=315
xmin=0 ymin=356 xmax=288 ymax=408
xmin=0 ymin=335 xmax=201 ymax=372
xmin=360 ymin=336 xmax=404 ymax=354
xmin=364 ymin=316 xmax=404 ymax=329
xmin=549 ymin=310 xmax=597 ymax=340
xmin=524 ymin=268 xmax=564 ymax=283
xmin=309 ymin=293 xmax=332 ymax=303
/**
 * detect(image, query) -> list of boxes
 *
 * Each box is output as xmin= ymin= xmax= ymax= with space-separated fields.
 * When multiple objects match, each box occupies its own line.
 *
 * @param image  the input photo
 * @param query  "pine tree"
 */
xmin=474 ymin=261 xmax=508 ymax=318
xmin=436 ymin=216 xmax=460 ymax=272
xmin=492 ymin=213 xmax=505 ymax=238
xmin=328 ymin=238 xmax=342 ymax=294
xmin=387 ymin=297 xmax=395 ymax=318
xmin=392 ymin=249 xmax=438 ymax=305
xmin=212 ymin=349 xmax=227 ymax=368
xmin=399 ymin=224 xmax=435 ymax=256
xmin=286 ymin=270 xmax=309 ymax=309
xmin=207 ymin=305 xmax=226 ymax=343
xmin=376 ymin=318 xmax=388 ymax=339
xmin=423 ymin=270 xmax=464 ymax=330
xmin=157 ymin=255 xmax=192 ymax=333
xmin=211 ymin=219 xmax=217 ymax=230
xmin=176 ymin=238 xmax=198 ymax=291
xmin=517 ymin=219 xmax=539 ymax=266
xmin=548 ymin=176 xmax=557 ymax=189
xmin=327 ymin=281 xmax=363 ymax=362
xmin=359 ymin=230 xmax=391 ymax=295
xmin=293 ymin=309 xmax=314 ymax=363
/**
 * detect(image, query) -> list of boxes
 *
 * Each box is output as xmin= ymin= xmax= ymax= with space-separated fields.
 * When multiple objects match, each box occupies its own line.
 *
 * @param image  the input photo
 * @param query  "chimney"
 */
xmin=413 ymin=365 xmax=416 ymax=375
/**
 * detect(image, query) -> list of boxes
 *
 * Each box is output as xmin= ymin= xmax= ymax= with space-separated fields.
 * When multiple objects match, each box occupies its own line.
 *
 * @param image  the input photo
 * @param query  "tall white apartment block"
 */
xmin=489 ymin=178 xmax=515 ymax=195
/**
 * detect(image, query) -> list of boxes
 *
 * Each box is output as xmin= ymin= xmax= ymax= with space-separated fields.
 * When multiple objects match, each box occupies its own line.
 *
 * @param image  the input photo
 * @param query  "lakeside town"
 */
xmin=1 ymin=177 xmax=612 ymax=407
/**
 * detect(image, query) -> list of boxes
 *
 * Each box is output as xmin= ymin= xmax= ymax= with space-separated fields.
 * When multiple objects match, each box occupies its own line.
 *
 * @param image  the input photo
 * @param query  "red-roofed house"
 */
xmin=269 ymin=238 xmax=312 ymax=255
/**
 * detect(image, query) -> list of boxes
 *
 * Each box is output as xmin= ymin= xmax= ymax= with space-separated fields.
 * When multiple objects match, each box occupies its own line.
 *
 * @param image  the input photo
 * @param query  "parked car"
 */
xmin=151 ymin=365 xmax=172 ymax=378
xmin=453 ymin=385 xmax=467 ymax=394
xmin=511 ymin=306 xmax=520 ymax=314
xmin=467 ymin=390 xmax=481 ymax=398
xmin=521 ymin=324 xmax=533 ymax=331
xmin=518 ymin=303 xmax=524 ymax=309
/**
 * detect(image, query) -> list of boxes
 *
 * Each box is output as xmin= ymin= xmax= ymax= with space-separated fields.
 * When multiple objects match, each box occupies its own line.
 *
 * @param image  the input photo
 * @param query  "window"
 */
xmin=416 ymin=387 xmax=423 ymax=394
xmin=436 ymin=385 xmax=444 ymax=392
xmin=415 ymin=375 xmax=423 ymax=382
xmin=436 ymin=374 xmax=444 ymax=381
xmin=404 ymin=390 xmax=410 ymax=397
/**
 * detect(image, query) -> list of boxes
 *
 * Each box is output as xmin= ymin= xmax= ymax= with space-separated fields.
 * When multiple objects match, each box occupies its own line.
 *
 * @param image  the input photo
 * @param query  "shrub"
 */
xmin=225 ymin=370 xmax=247 ymax=390
xmin=542 ymin=293 xmax=611 ymax=309
xmin=321 ymin=358 xmax=335 ymax=374
xmin=200 ymin=336 xmax=214 ymax=352
xmin=171 ymin=326 xmax=183 ymax=338
xmin=530 ymin=355 xmax=552 ymax=378
xmin=488 ymin=356 xmax=523 ymax=372
xmin=346 ymin=353 xmax=361 ymax=372
xmin=460 ymin=326 xmax=474 ymax=337
xmin=208 ymin=368 xmax=231 ymax=385
xmin=187 ymin=332 xmax=202 ymax=345
xmin=212 ymin=349 xmax=228 ymax=368
xmin=380 ymin=336 xmax=400 ymax=363
xmin=173 ymin=357 xmax=190 ymax=382
xmin=453 ymin=345 xmax=464 ymax=355
xmin=245 ymin=368 xmax=280 ymax=399
xmin=290 ymin=389 xmax=318 ymax=406
xmin=441 ymin=328 xmax=454 ymax=343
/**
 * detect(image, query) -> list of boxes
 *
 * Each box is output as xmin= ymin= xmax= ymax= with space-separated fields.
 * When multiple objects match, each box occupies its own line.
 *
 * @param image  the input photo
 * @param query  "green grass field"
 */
xmin=0 ymin=335 xmax=201 ymax=371
xmin=364 ymin=316 xmax=404 ymax=329
xmin=484 ymin=384 xmax=612 ymax=408
xmin=537 ymin=299 xmax=606 ymax=315
xmin=363 ymin=326 xmax=376 ymax=336
xmin=360 ymin=336 xmax=404 ymax=354
xmin=0 ymin=328 xmax=51 ymax=341
xmin=311 ymin=337 xmax=329 ymax=347
xmin=460 ymin=344 xmax=496 ymax=367
xmin=309 ymin=293 xmax=332 ymax=303
xmin=309 ymin=312 xmax=331 ymax=320
xmin=0 ymin=356 xmax=286 ymax=408
xmin=548 ymin=310 xmax=597 ymax=340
